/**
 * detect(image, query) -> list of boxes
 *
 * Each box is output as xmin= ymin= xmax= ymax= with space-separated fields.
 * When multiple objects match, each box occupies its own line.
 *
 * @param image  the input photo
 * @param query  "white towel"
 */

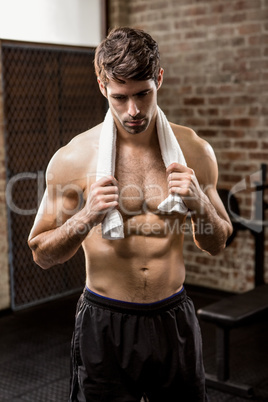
xmin=96 ymin=106 xmax=188 ymax=240
xmin=156 ymin=106 xmax=188 ymax=214
xmin=96 ymin=109 xmax=124 ymax=239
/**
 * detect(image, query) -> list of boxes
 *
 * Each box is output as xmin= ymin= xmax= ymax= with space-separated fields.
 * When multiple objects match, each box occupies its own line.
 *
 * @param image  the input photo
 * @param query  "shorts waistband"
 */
xmin=83 ymin=286 xmax=186 ymax=314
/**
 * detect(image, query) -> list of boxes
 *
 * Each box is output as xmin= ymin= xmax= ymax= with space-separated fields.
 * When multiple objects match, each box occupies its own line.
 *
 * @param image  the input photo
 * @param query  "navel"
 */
xmin=140 ymin=267 xmax=149 ymax=272
xmin=140 ymin=268 xmax=148 ymax=290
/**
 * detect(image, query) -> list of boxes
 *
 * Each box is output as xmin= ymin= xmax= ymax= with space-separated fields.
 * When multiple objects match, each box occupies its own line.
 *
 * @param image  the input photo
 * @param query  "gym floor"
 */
xmin=0 ymin=286 xmax=267 ymax=402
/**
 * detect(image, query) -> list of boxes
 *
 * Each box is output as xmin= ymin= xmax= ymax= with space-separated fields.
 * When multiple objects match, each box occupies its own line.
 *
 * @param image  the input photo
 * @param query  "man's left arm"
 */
xmin=167 ymin=143 xmax=233 ymax=256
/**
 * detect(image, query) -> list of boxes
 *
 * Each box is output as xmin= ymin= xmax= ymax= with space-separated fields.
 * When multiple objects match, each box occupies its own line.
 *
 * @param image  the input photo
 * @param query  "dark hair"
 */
xmin=94 ymin=27 xmax=160 ymax=87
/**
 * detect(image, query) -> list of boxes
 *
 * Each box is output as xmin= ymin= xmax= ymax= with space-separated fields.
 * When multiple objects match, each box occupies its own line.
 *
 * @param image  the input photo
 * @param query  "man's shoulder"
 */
xmin=66 ymin=122 xmax=102 ymax=152
xmin=170 ymin=122 xmax=217 ymax=183
xmin=170 ymin=122 xmax=195 ymax=139
xmin=170 ymin=122 xmax=212 ymax=155
xmin=53 ymin=123 xmax=102 ymax=160
xmin=46 ymin=123 xmax=103 ymax=182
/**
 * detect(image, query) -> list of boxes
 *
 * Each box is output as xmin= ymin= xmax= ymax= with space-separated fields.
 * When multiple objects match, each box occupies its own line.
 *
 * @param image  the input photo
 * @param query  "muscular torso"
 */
xmin=79 ymin=125 xmax=187 ymax=302
xmin=29 ymin=120 xmax=229 ymax=297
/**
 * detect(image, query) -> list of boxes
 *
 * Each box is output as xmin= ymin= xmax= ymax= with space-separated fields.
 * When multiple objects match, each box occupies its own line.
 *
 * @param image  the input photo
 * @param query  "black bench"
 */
xmin=197 ymin=284 xmax=268 ymax=397
xmin=198 ymin=169 xmax=268 ymax=397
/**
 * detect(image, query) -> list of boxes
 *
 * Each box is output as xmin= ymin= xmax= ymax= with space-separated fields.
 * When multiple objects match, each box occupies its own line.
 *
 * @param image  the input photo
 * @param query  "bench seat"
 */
xmin=198 ymin=284 xmax=268 ymax=327
xmin=197 ymin=284 xmax=268 ymax=397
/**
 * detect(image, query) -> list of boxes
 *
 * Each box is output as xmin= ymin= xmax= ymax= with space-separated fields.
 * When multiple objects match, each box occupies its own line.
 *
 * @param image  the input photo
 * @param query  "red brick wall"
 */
xmin=108 ymin=0 xmax=268 ymax=292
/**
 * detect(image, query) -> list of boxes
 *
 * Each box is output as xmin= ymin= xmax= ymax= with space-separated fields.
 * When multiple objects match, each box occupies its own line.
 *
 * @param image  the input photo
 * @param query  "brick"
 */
xmin=212 ymin=139 xmax=232 ymax=148
xmin=250 ymin=59 xmax=268 ymax=70
xmin=221 ymin=60 xmax=246 ymax=73
xmin=233 ymin=118 xmax=258 ymax=127
xmin=183 ymin=117 xmax=207 ymax=127
xmin=247 ymin=8 xmax=268 ymax=22
xmin=185 ymin=53 xmax=208 ymax=63
xmin=196 ymin=86 xmax=218 ymax=95
xmin=177 ymin=86 xmax=193 ymax=95
xmin=164 ymin=77 xmax=182 ymax=85
xmin=237 ymin=47 xmax=261 ymax=58
xmin=197 ymin=108 xmax=219 ymax=116
xmin=208 ymin=97 xmax=231 ymax=105
xmin=181 ymin=5 xmax=207 ymax=17
xmin=239 ymin=70 xmax=264 ymax=82
xmin=262 ymin=142 xmax=268 ymax=149
xmin=249 ymin=106 xmax=261 ymax=116
xmin=238 ymin=23 xmax=262 ymax=35
xmin=219 ymin=151 xmax=245 ymax=161
xmin=195 ymin=15 xmax=220 ymax=27
xmin=183 ymin=75 xmax=208 ymax=85
xmin=214 ymin=26 xmax=236 ymax=37
xmin=174 ymin=20 xmax=193 ymax=31
xmin=234 ymin=141 xmax=258 ymax=149
xmin=210 ymin=3 xmax=233 ymax=14
xmin=234 ymin=0 xmax=262 ymax=11
xmin=129 ymin=3 xmax=147 ymax=13
xmin=234 ymin=163 xmax=260 ymax=172
xmin=185 ymin=31 xmax=208 ymax=40
xmin=233 ymin=95 xmax=257 ymax=105
xmin=249 ymin=152 xmax=268 ymax=159
xmin=173 ymin=41 xmax=197 ymax=53
xmin=208 ymin=72 xmax=232 ymax=87
xmin=149 ymin=1 xmax=168 ymax=10
xmin=183 ymin=97 xmax=205 ymax=106
xmin=215 ymin=49 xmax=235 ymax=62
xmin=248 ymin=34 xmax=268 ymax=46
xmin=232 ymin=37 xmax=246 ymax=47
xmin=196 ymin=256 xmax=210 ymax=265
xmin=220 ymin=12 xmax=247 ymax=24
xmin=209 ymin=119 xmax=231 ymax=127
xmin=198 ymin=129 xmax=218 ymax=137
xmin=177 ymin=108 xmax=195 ymax=117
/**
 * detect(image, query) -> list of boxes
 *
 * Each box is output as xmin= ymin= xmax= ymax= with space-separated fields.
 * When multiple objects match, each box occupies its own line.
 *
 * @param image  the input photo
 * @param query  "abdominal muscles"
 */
xmin=83 ymin=214 xmax=186 ymax=303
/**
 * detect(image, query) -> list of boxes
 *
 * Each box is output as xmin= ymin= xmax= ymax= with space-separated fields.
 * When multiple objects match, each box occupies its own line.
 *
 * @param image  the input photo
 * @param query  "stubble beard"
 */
xmin=122 ymin=117 xmax=150 ymax=135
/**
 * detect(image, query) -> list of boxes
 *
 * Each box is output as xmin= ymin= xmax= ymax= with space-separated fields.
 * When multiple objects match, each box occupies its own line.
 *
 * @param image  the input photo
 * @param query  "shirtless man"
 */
xmin=28 ymin=27 xmax=232 ymax=401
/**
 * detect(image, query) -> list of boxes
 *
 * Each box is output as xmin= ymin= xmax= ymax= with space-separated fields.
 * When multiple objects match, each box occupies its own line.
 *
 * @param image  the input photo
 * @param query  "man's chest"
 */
xmin=115 ymin=151 xmax=168 ymax=216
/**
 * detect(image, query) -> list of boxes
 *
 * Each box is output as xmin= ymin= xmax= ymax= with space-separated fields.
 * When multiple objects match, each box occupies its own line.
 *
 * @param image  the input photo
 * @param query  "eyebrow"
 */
xmin=111 ymin=88 xmax=152 ymax=97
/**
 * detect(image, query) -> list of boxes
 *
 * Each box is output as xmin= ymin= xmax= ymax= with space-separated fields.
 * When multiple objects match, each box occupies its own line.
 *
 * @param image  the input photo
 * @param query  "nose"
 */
xmin=128 ymin=99 xmax=140 ymax=118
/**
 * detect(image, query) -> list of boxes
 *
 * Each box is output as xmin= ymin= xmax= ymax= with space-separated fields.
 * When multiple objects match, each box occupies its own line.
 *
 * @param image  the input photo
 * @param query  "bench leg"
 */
xmin=205 ymin=325 xmax=254 ymax=397
xmin=216 ymin=326 xmax=229 ymax=381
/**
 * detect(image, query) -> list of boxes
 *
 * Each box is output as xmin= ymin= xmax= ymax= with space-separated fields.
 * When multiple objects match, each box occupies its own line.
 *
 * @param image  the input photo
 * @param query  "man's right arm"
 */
xmin=28 ymin=152 xmax=119 ymax=269
xmin=28 ymin=202 xmax=93 ymax=269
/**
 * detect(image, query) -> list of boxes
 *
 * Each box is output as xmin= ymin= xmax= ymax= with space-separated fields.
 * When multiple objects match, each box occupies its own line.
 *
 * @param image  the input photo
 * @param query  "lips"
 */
xmin=125 ymin=118 xmax=145 ymax=126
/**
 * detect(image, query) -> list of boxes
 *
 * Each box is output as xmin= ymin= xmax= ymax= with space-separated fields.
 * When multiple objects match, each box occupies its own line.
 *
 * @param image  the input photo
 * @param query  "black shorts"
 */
xmin=69 ymin=287 xmax=208 ymax=402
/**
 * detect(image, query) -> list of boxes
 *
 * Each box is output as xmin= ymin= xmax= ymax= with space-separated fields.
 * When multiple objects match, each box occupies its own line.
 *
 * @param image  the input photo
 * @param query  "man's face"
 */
xmin=98 ymin=70 xmax=163 ymax=135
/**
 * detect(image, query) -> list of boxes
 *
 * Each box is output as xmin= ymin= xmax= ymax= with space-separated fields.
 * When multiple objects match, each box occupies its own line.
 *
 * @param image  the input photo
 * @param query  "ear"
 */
xmin=97 ymin=77 xmax=107 ymax=98
xmin=157 ymin=68 xmax=164 ymax=90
